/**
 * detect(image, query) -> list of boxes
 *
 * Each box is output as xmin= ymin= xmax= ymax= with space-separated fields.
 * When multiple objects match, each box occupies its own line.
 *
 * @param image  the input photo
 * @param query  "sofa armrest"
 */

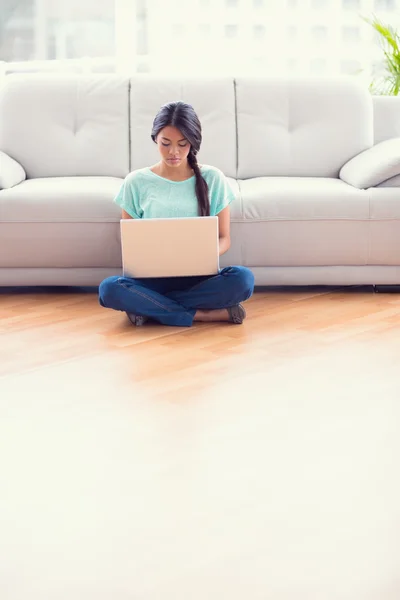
xmin=339 ymin=138 xmax=400 ymax=189
xmin=0 ymin=151 xmax=26 ymax=190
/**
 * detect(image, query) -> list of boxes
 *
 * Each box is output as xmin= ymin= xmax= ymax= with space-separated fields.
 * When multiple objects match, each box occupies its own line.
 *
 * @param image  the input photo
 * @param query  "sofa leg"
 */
xmin=373 ymin=285 xmax=400 ymax=293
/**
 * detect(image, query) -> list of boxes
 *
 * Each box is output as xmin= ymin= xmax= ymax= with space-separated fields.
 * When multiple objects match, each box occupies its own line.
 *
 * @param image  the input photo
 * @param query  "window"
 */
xmin=0 ymin=0 xmax=115 ymax=63
xmin=137 ymin=61 xmax=149 ymax=73
xmin=312 ymin=26 xmax=328 ymax=42
xmin=342 ymin=26 xmax=360 ymax=43
xmin=310 ymin=58 xmax=327 ymax=74
xmin=341 ymin=59 xmax=361 ymax=74
xmin=254 ymin=25 xmax=266 ymax=39
xmin=343 ymin=0 xmax=360 ymax=7
xmin=1 ymin=0 xmax=399 ymax=80
xmin=253 ymin=56 xmax=266 ymax=67
xmin=137 ymin=18 xmax=147 ymax=55
xmin=172 ymin=23 xmax=184 ymax=37
xmin=198 ymin=23 xmax=211 ymax=36
xmin=374 ymin=0 xmax=396 ymax=8
xmin=225 ymin=24 xmax=238 ymax=38
xmin=311 ymin=0 xmax=329 ymax=8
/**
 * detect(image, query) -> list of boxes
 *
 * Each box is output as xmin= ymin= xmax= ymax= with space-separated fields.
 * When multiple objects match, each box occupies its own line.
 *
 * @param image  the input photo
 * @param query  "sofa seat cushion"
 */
xmin=224 ymin=177 xmax=371 ymax=268
xmin=234 ymin=177 xmax=369 ymax=221
xmin=0 ymin=176 xmax=123 ymax=222
xmin=226 ymin=176 xmax=240 ymax=206
xmin=0 ymin=177 xmax=123 ymax=269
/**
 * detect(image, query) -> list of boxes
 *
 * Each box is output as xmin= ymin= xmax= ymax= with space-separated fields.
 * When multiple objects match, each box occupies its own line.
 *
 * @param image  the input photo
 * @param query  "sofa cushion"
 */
xmin=0 ymin=176 xmax=123 ymax=222
xmin=236 ymin=77 xmax=373 ymax=179
xmin=226 ymin=177 xmax=240 ymax=218
xmin=377 ymin=174 xmax=400 ymax=187
xmin=0 ymin=74 xmax=130 ymax=178
xmin=368 ymin=187 xmax=400 ymax=265
xmin=0 ymin=151 xmax=26 ymax=189
xmin=222 ymin=177 xmax=370 ymax=268
xmin=235 ymin=177 xmax=369 ymax=221
xmin=129 ymin=76 xmax=236 ymax=178
xmin=373 ymin=96 xmax=400 ymax=144
xmin=340 ymin=138 xmax=400 ymax=189
xmin=0 ymin=177 xmax=123 ymax=269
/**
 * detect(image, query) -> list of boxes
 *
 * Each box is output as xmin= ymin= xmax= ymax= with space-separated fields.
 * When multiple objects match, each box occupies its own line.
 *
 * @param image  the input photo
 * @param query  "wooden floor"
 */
xmin=3 ymin=284 xmax=400 ymax=394
xmin=1 ymin=286 xmax=400 ymax=599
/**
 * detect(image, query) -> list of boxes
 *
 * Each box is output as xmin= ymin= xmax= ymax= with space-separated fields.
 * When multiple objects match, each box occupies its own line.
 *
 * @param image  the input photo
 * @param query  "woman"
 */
xmin=99 ymin=101 xmax=254 ymax=327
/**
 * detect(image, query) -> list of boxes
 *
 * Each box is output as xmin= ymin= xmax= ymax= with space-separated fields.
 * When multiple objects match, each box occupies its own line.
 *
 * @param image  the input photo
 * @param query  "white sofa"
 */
xmin=1 ymin=73 xmax=400 ymax=287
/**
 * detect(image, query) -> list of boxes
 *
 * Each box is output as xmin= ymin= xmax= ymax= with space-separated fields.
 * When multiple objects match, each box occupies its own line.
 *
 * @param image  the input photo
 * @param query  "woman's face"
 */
xmin=156 ymin=126 xmax=191 ymax=168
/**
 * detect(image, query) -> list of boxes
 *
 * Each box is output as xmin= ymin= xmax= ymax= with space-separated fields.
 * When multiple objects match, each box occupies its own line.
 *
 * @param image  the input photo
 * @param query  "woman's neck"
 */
xmin=152 ymin=160 xmax=194 ymax=182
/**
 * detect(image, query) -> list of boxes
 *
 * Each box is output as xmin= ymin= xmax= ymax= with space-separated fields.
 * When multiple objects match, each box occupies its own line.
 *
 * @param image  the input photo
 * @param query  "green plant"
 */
xmin=364 ymin=15 xmax=400 ymax=95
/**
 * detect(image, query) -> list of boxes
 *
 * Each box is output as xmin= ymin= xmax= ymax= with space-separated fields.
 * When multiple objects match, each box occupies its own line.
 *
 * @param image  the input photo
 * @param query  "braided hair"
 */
xmin=151 ymin=101 xmax=210 ymax=217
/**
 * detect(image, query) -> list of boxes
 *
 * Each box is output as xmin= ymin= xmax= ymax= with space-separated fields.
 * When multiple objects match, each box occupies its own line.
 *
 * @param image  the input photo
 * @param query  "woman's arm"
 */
xmin=121 ymin=209 xmax=133 ymax=219
xmin=217 ymin=206 xmax=231 ymax=256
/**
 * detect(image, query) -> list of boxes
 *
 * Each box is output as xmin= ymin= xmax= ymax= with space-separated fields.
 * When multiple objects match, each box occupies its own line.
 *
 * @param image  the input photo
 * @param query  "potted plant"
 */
xmin=364 ymin=15 xmax=400 ymax=95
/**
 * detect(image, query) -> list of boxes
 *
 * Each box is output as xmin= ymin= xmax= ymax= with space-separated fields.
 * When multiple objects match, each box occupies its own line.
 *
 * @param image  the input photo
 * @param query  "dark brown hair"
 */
xmin=151 ymin=101 xmax=210 ymax=217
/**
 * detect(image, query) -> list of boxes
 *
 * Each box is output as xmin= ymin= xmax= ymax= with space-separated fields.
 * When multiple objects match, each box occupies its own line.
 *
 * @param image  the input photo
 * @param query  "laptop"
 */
xmin=120 ymin=216 xmax=220 ymax=278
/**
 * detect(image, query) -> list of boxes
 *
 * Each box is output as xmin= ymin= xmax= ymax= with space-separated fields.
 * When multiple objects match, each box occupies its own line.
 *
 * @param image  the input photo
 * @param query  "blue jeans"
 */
xmin=99 ymin=266 xmax=254 ymax=327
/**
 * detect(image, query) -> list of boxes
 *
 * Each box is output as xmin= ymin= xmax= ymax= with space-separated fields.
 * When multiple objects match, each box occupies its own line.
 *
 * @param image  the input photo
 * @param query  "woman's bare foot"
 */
xmin=194 ymin=308 xmax=231 ymax=322
xmin=194 ymin=305 xmax=246 ymax=324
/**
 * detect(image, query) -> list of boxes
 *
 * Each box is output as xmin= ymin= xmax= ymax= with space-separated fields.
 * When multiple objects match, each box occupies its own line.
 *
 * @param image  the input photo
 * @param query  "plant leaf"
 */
xmin=363 ymin=14 xmax=400 ymax=95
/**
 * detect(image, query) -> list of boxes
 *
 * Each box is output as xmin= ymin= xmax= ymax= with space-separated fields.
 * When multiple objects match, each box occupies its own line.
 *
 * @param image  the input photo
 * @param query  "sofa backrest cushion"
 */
xmin=129 ymin=76 xmax=236 ymax=178
xmin=236 ymin=77 xmax=373 ymax=179
xmin=0 ymin=74 xmax=130 ymax=178
xmin=373 ymin=96 xmax=400 ymax=144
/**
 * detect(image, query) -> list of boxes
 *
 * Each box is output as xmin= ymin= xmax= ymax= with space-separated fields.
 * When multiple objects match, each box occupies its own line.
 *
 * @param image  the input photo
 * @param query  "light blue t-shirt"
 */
xmin=114 ymin=164 xmax=235 ymax=219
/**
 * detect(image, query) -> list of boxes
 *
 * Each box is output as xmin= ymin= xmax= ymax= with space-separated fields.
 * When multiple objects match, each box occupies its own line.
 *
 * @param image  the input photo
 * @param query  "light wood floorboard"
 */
xmin=1 ymin=286 xmax=400 ymax=600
